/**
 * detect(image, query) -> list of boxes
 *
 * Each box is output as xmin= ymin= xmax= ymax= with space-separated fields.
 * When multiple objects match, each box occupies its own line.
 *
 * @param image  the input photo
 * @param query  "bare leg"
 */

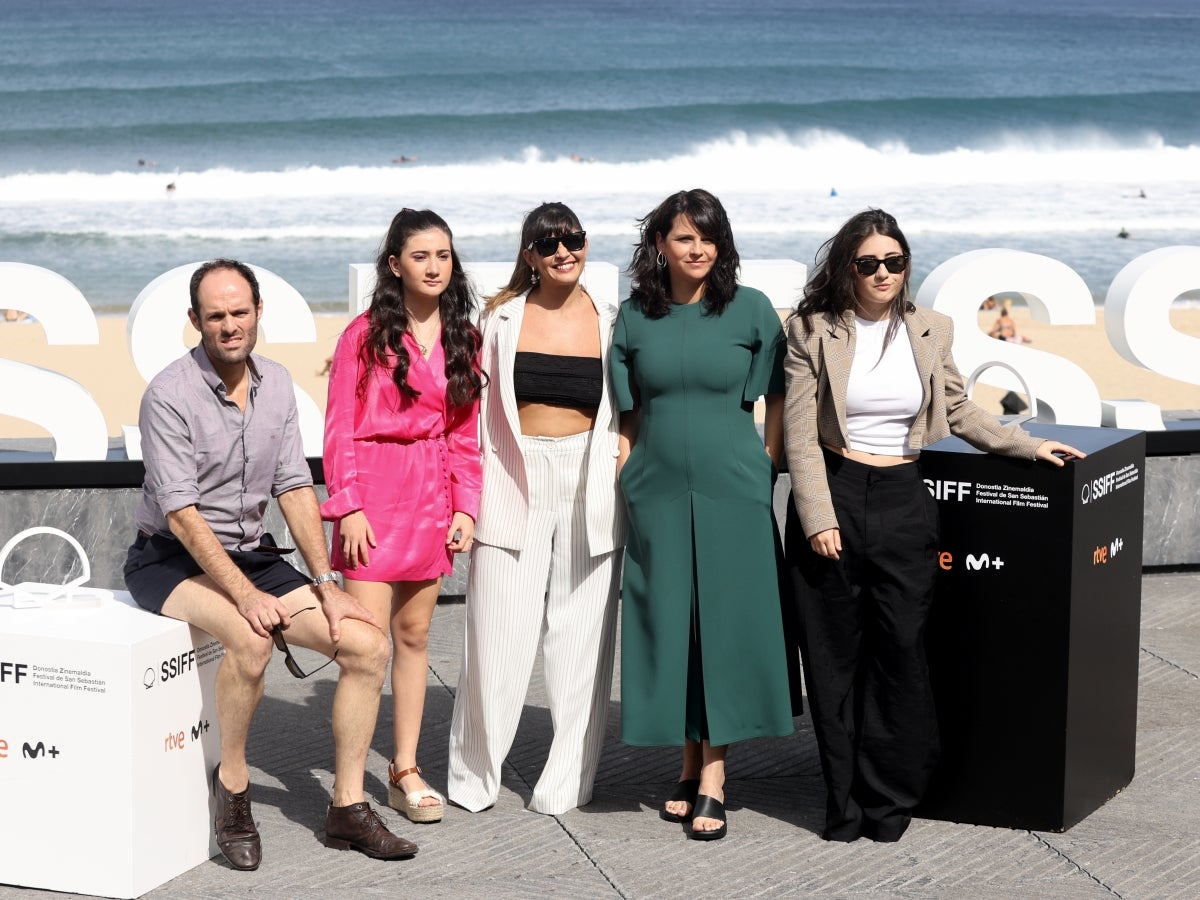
xmin=693 ymin=741 xmax=728 ymax=834
xmin=328 ymin=642 xmax=389 ymax=804
xmin=342 ymin=577 xmax=442 ymax=808
xmin=161 ymin=575 xmax=273 ymax=793
xmin=389 ymin=578 xmax=442 ymax=806
xmin=664 ymin=738 xmax=704 ymax=819
xmin=274 ymin=585 xmax=391 ymax=806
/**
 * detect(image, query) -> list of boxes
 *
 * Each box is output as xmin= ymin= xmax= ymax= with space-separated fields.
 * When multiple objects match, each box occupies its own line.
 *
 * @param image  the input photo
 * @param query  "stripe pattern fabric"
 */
xmin=447 ymin=430 xmax=620 ymax=815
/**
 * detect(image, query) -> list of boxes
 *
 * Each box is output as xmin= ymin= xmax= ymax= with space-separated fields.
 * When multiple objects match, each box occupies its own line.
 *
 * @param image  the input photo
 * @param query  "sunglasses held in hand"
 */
xmin=527 ymin=231 xmax=586 ymax=257
xmin=851 ymin=254 xmax=910 ymax=277
xmin=272 ymin=606 xmax=338 ymax=679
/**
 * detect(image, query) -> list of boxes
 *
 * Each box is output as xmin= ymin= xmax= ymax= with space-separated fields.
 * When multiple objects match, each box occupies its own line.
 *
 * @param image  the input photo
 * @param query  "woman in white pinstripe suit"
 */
xmin=447 ymin=203 xmax=625 ymax=816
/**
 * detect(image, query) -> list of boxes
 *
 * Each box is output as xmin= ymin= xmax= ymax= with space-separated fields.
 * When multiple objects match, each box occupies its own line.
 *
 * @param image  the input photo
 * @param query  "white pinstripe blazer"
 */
xmin=472 ymin=292 xmax=626 ymax=556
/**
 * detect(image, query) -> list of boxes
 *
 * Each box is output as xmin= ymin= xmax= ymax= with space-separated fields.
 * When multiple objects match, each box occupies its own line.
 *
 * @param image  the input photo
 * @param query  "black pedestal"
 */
xmin=917 ymin=424 xmax=1144 ymax=832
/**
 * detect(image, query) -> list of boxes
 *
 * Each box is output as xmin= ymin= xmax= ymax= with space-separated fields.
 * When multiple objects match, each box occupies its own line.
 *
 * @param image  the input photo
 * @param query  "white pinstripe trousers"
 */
xmin=447 ymin=431 xmax=621 ymax=816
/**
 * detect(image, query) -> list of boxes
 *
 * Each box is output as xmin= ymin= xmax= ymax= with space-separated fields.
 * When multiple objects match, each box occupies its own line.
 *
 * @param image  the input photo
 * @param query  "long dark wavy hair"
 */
xmin=361 ymin=208 xmax=482 ymax=407
xmin=487 ymin=202 xmax=585 ymax=312
xmin=792 ymin=208 xmax=913 ymax=350
xmin=627 ymin=188 xmax=740 ymax=319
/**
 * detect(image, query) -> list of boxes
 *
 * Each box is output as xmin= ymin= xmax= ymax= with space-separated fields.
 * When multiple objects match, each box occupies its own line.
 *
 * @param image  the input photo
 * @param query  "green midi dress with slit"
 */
xmin=612 ymin=285 xmax=799 ymax=747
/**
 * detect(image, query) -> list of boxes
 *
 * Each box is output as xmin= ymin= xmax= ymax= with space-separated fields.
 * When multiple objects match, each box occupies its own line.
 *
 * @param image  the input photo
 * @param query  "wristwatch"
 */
xmin=311 ymin=571 xmax=339 ymax=587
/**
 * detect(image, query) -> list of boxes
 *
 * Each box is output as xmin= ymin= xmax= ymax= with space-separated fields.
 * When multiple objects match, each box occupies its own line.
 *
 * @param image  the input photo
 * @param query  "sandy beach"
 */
xmin=0 ymin=308 xmax=1196 ymax=441
xmin=966 ymin=306 xmax=1200 ymax=418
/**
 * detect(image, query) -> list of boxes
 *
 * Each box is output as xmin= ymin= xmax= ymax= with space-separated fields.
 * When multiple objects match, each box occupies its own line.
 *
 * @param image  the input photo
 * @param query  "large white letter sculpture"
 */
xmin=917 ymin=249 xmax=1102 ymax=426
xmin=1102 ymin=247 xmax=1200 ymax=429
xmin=2 ymin=250 xmax=1197 ymax=462
xmin=1106 ymin=247 xmax=1200 ymax=385
xmin=0 ymin=263 xmax=108 ymax=460
xmin=125 ymin=263 xmax=324 ymax=458
xmin=741 ymin=259 xmax=808 ymax=311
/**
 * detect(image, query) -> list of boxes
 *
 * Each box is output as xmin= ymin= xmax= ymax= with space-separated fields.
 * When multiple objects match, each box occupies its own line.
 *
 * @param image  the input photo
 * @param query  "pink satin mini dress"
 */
xmin=321 ymin=312 xmax=481 ymax=582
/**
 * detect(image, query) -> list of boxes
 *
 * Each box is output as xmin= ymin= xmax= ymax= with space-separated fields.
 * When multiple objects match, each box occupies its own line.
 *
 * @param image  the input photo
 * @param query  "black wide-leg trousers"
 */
xmin=785 ymin=450 xmax=940 ymax=842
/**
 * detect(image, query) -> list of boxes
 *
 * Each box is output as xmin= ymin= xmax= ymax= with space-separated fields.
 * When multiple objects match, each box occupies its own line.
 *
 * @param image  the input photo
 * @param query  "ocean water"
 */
xmin=2 ymin=0 xmax=1199 ymax=311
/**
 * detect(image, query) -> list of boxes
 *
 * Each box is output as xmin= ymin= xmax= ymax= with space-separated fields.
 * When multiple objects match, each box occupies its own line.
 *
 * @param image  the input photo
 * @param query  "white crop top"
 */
xmin=845 ymin=315 xmax=924 ymax=456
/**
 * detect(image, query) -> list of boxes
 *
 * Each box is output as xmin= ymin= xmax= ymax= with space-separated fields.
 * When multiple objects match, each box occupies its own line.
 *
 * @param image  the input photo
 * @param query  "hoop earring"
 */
xmin=656 ymin=252 xmax=666 ymax=268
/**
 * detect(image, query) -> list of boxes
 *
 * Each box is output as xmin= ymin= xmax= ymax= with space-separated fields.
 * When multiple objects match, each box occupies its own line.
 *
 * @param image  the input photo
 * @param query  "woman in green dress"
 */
xmin=612 ymin=189 xmax=798 ymax=841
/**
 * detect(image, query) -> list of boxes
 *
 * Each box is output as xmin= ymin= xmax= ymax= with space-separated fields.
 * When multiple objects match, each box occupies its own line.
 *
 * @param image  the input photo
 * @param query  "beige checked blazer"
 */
xmin=783 ymin=305 xmax=1043 ymax=538
xmin=471 ymin=291 xmax=626 ymax=556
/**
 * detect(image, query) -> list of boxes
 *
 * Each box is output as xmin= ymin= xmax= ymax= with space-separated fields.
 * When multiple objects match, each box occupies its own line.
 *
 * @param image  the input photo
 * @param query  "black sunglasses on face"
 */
xmin=852 ymin=254 xmax=910 ymax=277
xmin=527 ymin=231 xmax=586 ymax=257
xmin=272 ymin=606 xmax=338 ymax=679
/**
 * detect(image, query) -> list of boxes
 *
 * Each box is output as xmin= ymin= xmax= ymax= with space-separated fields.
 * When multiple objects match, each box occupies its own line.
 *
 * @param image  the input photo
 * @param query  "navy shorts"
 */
xmin=124 ymin=531 xmax=309 ymax=614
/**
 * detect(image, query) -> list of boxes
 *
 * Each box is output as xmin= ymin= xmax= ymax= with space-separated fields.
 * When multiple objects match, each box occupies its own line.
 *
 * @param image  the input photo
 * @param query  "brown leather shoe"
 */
xmin=212 ymin=763 xmax=261 ymax=871
xmin=324 ymin=801 xmax=418 ymax=860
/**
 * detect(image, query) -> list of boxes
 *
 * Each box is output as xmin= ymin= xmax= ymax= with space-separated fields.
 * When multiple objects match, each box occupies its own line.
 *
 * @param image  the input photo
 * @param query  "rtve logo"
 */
xmin=925 ymin=479 xmax=971 ymax=502
xmin=164 ymin=718 xmax=210 ymax=752
xmin=0 ymin=661 xmax=28 ymax=684
xmin=1093 ymin=536 xmax=1125 ymax=565
xmin=937 ymin=551 xmax=1006 ymax=572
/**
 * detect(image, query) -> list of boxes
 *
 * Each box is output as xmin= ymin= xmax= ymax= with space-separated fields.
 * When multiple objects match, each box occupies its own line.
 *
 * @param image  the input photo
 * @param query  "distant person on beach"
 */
xmin=988 ymin=299 xmax=1016 ymax=340
xmin=988 ymin=298 xmax=1030 ymax=343
xmin=783 ymin=209 xmax=1085 ymax=842
xmin=321 ymin=208 xmax=482 ymax=826
xmin=124 ymin=258 xmax=418 ymax=868
xmin=447 ymin=202 xmax=625 ymax=816
xmin=613 ymin=189 xmax=800 ymax=841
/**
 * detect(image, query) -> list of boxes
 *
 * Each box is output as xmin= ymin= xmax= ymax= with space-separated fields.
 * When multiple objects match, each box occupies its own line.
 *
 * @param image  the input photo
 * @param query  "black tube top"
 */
xmin=513 ymin=352 xmax=603 ymax=410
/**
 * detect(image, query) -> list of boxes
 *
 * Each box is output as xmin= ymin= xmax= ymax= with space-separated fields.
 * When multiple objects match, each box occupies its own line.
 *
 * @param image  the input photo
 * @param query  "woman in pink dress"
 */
xmin=322 ymin=208 xmax=483 ymax=824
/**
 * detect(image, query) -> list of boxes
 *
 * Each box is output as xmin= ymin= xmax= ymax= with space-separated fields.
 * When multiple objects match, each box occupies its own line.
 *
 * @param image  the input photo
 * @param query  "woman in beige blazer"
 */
xmin=447 ymin=203 xmax=624 ymax=816
xmin=783 ymin=209 xmax=1083 ymax=843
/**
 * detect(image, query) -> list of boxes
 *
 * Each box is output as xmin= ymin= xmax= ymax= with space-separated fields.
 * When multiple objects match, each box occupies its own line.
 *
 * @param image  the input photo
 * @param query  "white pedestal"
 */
xmin=0 ymin=592 xmax=223 ymax=898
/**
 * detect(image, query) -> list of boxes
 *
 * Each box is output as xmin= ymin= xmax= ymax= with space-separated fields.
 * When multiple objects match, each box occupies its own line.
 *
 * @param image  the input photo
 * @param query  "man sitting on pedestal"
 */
xmin=124 ymin=258 xmax=416 ymax=869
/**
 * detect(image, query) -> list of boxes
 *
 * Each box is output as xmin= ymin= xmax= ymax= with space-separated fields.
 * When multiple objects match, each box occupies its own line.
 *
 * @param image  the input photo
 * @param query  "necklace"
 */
xmin=405 ymin=307 xmax=441 ymax=358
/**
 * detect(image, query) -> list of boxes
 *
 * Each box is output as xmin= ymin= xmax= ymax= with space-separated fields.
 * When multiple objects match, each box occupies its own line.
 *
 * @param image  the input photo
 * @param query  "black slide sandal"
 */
xmin=687 ymin=794 xmax=727 ymax=841
xmin=659 ymin=778 xmax=701 ymax=823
